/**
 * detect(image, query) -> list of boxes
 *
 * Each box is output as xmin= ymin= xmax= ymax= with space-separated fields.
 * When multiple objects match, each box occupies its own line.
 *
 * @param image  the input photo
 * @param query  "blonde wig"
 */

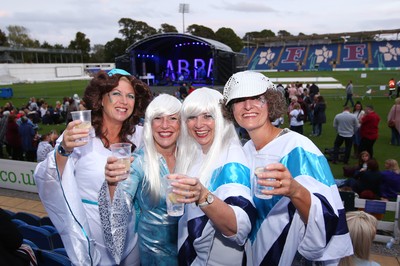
xmin=142 ymin=94 xmax=182 ymax=203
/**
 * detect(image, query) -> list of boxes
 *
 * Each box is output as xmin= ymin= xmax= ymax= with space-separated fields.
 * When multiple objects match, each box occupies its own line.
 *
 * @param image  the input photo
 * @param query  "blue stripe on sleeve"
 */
xmin=209 ymin=162 xmax=251 ymax=191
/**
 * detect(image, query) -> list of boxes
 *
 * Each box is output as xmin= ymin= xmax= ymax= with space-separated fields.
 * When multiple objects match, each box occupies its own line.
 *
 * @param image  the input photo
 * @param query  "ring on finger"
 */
xmin=278 ymin=180 xmax=283 ymax=188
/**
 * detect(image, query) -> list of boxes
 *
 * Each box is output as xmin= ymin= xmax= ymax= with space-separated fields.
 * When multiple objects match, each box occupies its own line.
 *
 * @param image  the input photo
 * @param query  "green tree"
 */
xmin=118 ymin=18 xmax=157 ymax=45
xmin=0 ymin=29 xmax=8 ymax=46
xmin=277 ymin=30 xmax=292 ymax=37
xmin=187 ymin=24 xmax=215 ymax=39
xmin=90 ymin=44 xmax=106 ymax=63
xmin=243 ymin=30 xmax=275 ymax=40
xmin=6 ymin=25 xmax=38 ymax=47
xmin=68 ymin=32 xmax=90 ymax=62
xmin=215 ymin=27 xmax=243 ymax=52
xmin=158 ymin=23 xmax=178 ymax=33
xmin=53 ymin=44 xmax=65 ymax=49
xmin=104 ymin=38 xmax=127 ymax=62
xmin=40 ymin=41 xmax=53 ymax=49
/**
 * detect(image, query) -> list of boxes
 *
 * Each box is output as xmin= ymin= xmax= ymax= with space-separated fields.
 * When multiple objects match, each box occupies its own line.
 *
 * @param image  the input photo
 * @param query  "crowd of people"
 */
xmin=337 ymin=147 xmax=400 ymax=200
xmin=0 ymin=93 xmax=88 ymax=162
xmin=2 ymin=69 xmax=399 ymax=265
xmin=280 ymin=82 xmax=327 ymax=137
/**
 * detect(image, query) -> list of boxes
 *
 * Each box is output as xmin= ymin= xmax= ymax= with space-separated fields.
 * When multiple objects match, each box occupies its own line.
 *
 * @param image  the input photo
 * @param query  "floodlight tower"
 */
xmin=179 ymin=3 xmax=189 ymax=34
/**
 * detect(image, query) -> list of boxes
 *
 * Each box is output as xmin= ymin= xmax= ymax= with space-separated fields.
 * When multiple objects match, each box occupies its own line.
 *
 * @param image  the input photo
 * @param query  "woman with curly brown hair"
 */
xmin=34 ymin=69 xmax=152 ymax=265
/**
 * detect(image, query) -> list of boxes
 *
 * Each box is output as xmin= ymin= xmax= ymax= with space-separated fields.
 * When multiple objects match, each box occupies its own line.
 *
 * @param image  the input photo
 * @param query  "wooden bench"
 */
xmin=354 ymin=195 xmax=400 ymax=243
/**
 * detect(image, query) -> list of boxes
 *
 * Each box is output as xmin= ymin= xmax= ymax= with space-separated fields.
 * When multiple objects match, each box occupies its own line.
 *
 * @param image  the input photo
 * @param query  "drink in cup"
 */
xmin=253 ymin=154 xmax=280 ymax=199
xmin=71 ymin=110 xmax=92 ymax=142
xmin=110 ymin=143 xmax=132 ymax=181
xmin=164 ymin=175 xmax=184 ymax=216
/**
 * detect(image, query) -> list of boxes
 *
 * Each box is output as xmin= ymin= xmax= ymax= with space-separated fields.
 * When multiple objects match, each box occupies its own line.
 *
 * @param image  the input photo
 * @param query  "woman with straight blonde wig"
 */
xmin=339 ymin=211 xmax=379 ymax=266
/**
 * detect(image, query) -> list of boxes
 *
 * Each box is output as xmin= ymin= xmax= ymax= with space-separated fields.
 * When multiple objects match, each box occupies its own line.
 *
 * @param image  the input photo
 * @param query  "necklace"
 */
xmin=274 ymin=128 xmax=289 ymax=140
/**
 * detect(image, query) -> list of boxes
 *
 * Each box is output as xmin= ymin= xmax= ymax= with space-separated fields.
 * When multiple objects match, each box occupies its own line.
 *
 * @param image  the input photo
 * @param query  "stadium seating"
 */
xmin=12 ymin=218 xmax=28 ymax=227
xmin=3 ymin=209 xmax=15 ymax=217
xmin=14 ymin=211 xmax=41 ymax=226
xmin=53 ymin=248 xmax=68 ymax=257
xmin=23 ymin=238 xmax=39 ymax=250
xmin=40 ymin=225 xmax=64 ymax=249
xmin=34 ymin=249 xmax=72 ymax=266
xmin=18 ymin=224 xmax=55 ymax=250
xmin=40 ymin=225 xmax=58 ymax=234
xmin=40 ymin=216 xmax=54 ymax=227
xmin=244 ymin=40 xmax=400 ymax=72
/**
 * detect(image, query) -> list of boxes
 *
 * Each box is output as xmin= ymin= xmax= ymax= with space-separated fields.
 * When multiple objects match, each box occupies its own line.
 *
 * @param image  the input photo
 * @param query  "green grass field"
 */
xmin=1 ymin=70 xmax=399 ymax=179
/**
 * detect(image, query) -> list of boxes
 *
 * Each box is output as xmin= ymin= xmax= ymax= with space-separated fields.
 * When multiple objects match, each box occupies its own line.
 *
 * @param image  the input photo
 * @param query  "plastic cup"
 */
xmin=164 ymin=175 xmax=184 ymax=216
xmin=110 ymin=143 xmax=132 ymax=181
xmin=253 ymin=154 xmax=280 ymax=199
xmin=71 ymin=110 xmax=92 ymax=142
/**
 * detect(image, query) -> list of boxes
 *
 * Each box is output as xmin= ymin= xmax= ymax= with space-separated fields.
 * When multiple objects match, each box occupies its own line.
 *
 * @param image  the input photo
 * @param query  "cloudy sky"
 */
xmin=1 ymin=0 xmax=400 ymax=47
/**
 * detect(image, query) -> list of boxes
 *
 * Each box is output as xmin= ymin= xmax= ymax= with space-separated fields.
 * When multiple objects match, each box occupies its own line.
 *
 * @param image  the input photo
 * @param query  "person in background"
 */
xmin=289 ymin=102 xmax=304 ymax=134
xmin=397 ymin=80 xmax=400 ymax=98
xmin=339 ymin=211 xmax=379 ymax=266
xmin=380 ymin=159 xmax=400 ymax=201
xmin=0 ymin=110 xmax=9 ymax=158
xmin=173 ymin=88 xmax=256 ymax=265
xmin=332 ymin=106 xmax=359 ymax=165
xmin=352 ymin=159 xmax=382 ymax=199
xmin=355 ymin=150 xmax=370 ymax=175
xmin=40 ymin=102 xmax=50 ymax=124
xmin=271 ymin=115 xmax=284 ymax=128
xmin=388 ymin=78 xmax=396 ymax=99
xmin=34 ymin=69 xmax=152 ymax=265
xmin=179 ymin=82 xmax=188 ymax=100
xmin=287 ymin=95 xmax=298 ymax=118
xmin=359 ymin=105 xmax=380 ymax=158
xmin=19 ymin=116 xmax=36 ymax=162
xmin=188 ymin=82 xmax=196 ymax=94
xmin=53 ymin=100 xmax=63 ymax=124
xmin=352 ymin=101 xmax=365 ymax=158
xmin=338 ymin=151 xmax=372 ymax=189
xmin=100 ymin=94 xmax=182 ymax=265
xmin=308 ymin=82 xmax=319 ymax=101
xmin=303 ymin=89 xmax=313 ymax=123
xmin=343 ymin=80 xmax=354 ymax=107
xmin=28 ymin=97 xmax=38 ymax=111
xmin=174 ymin=87 xmax=181 ymax=99
xmin=387 ymin=97 xmax=400 ymax=146
xmin=222 ymin=70 xmax=352 ymax=265
xmin=36 ymin=130 xmax=59 ymax=163
xmin=287 ymin=83 xmax=297 ymax=99
xmin=5 ymin=114 xmax=23 ymax=160
xmin=65 ymin=96 xmax=79 ymax=124
xmin=73 ymin=93 xmax=80 ymax=107
xmin=61 ymin=96 xmax=69 ymax=121
xmin=312 ymin=95 xmax=326 ymax=136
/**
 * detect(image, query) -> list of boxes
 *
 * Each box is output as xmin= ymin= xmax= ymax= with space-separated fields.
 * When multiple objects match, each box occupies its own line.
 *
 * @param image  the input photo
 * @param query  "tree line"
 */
xmin=0 ymin=18 xmax=296 ymax=63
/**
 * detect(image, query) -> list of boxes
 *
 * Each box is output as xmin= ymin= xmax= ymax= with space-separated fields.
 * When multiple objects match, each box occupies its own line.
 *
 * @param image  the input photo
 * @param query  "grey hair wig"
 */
xmin=176 ymin=88 xmax=240 ymax=185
